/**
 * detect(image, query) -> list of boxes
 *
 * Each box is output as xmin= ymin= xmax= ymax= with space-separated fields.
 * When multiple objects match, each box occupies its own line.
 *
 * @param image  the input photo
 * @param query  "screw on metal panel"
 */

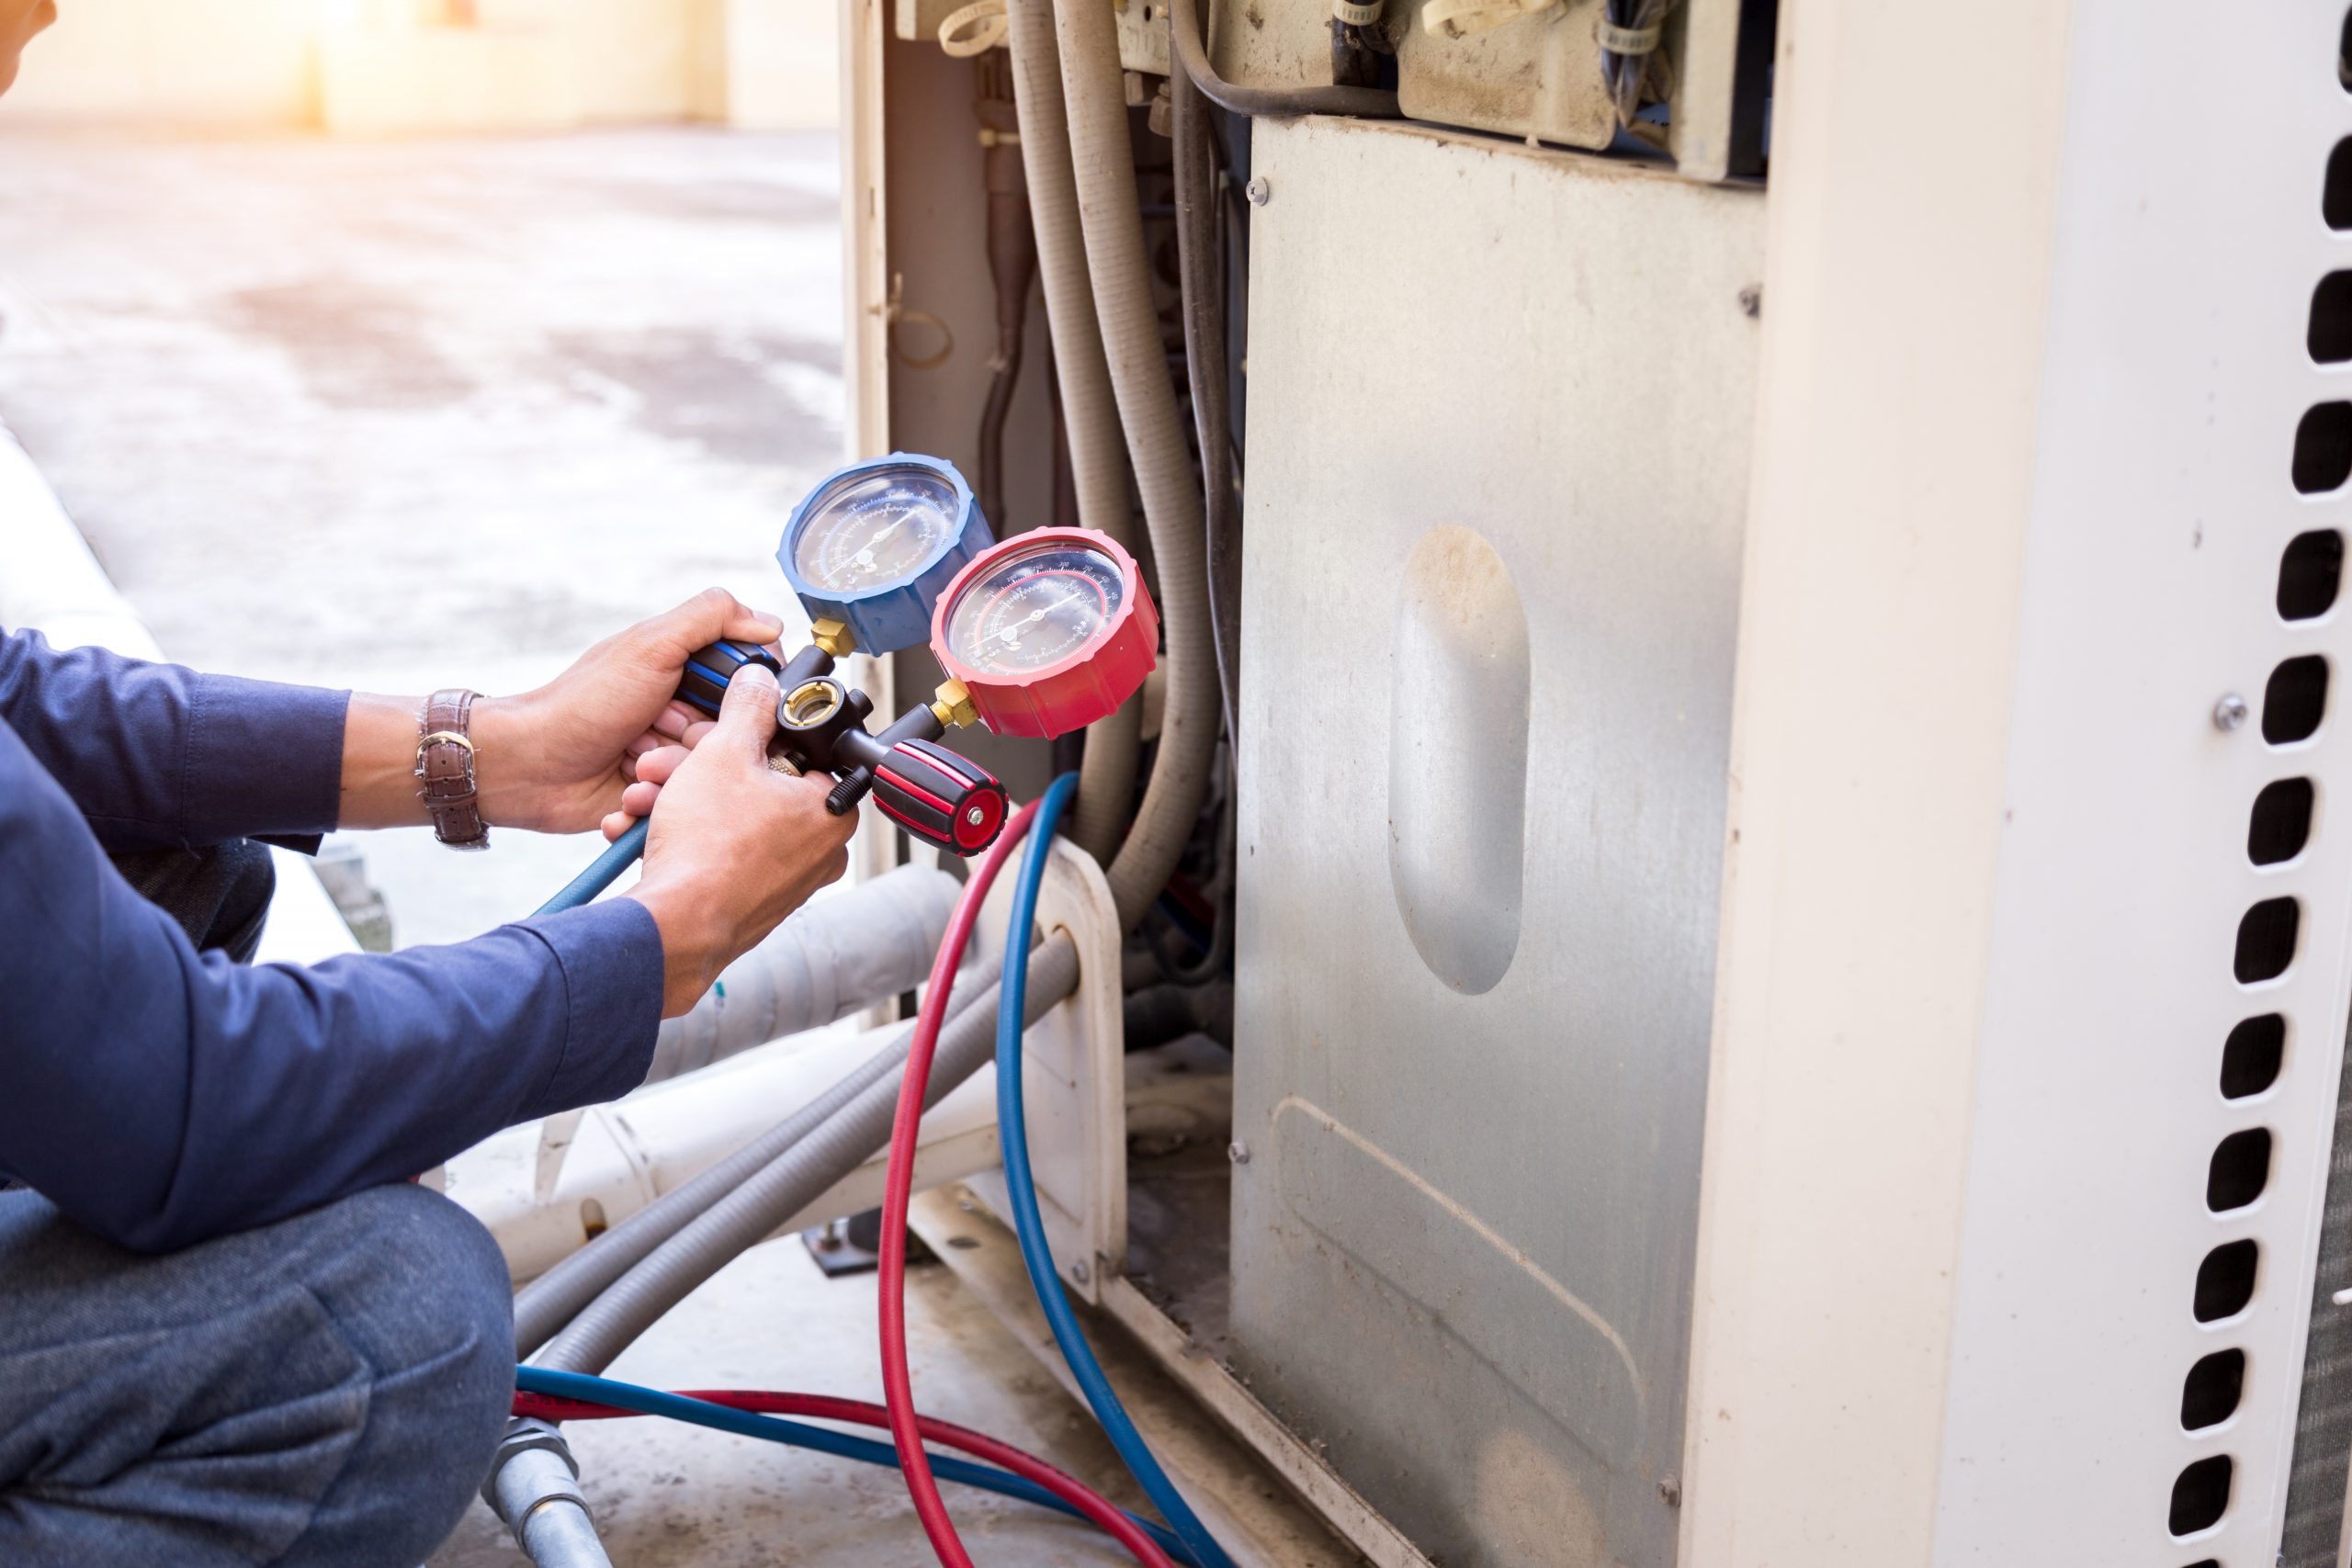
xmin=1071 ymin=1259 xmax=1091 ymax=1284
xmin=2214 ymin=693 xmax=2252 ymax=731
xmin=1244 ymin=176 xmax=1271 ymax=207
xmin=1737 ymin=285 xmax=1762 ymax=318
xmin=1658 ymin=1475 xmax=1681 ymax=1507
xmin=1228 ymin=1140 xmax=1251 ymax=1164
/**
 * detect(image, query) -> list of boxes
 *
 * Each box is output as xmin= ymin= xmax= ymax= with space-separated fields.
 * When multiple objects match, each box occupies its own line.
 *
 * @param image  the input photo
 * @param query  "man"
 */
xmin=1 ymin=598 xmax=856 ymax=1567
xmin=0 ymin=5 xmax=860 ymax=1563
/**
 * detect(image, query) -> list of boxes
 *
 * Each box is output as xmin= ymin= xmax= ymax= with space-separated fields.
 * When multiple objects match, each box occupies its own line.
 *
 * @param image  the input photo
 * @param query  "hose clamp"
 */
xmin=1595 ymin=17 xmax=1661 ymax=53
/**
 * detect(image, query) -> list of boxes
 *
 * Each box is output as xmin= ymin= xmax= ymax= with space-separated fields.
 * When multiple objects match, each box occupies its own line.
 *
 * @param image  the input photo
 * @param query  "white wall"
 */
xmin=3 ymin=0 xmax=321 ymax=126
xmin=0 ymin=0 xmax=835 ymax=131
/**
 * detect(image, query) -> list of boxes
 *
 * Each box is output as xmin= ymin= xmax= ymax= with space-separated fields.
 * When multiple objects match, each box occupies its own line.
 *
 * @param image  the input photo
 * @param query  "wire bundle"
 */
xmin=1600 ymin=0 xmax=1680 ymax=131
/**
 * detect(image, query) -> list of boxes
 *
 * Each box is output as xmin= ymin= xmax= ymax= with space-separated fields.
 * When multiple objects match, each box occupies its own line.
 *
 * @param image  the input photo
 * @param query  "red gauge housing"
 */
xmin=930 ymin=527 xmax=1159 ymax=739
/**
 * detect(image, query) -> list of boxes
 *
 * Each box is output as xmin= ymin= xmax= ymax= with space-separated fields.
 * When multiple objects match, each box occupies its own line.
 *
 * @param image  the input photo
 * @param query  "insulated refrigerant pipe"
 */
xmin=1167 ymin=0 xmax=1399 ymax=119
xmin=512 ymin=951 xmax=1008 ymax=1359
xmin=1047 ymin=0 xmax=1224 ymax=931
xmin=644 ymin=863 xmax=960 ymax=1086
xmin=1006 ymin=0 xmax=1144 ymax=864
xmin=530 ymin=938 xmax=1080 ymax=1375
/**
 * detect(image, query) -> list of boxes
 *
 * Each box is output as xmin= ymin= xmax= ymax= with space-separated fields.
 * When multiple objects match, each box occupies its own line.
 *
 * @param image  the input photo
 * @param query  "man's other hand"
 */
xmin=623 ymin=663 xmax=857 ymax=1015
xmin=473 ymin=589 xmax=785 ymax=837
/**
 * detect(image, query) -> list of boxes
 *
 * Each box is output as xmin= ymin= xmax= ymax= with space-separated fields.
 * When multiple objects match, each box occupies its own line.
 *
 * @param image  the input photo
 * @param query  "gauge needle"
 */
xmin=851 ymin=517 xmax=904 ymax=574
xmin=995 ymin=592 xmax=1086 ymax=644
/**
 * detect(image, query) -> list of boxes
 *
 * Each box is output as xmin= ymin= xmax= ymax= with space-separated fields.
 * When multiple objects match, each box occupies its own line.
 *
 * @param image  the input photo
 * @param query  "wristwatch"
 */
xmin=416 ymin=689 xmax=490 ymax=851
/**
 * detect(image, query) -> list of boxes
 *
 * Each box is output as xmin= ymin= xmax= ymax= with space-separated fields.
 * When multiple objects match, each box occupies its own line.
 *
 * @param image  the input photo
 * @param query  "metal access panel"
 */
xmin=1229 ymin=119 xmax=1762 ymax=1568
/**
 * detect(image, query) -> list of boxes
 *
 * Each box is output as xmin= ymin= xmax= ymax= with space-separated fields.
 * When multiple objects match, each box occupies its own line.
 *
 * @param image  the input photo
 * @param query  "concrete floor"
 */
xmin=0 ymin=126 xmax=845 ymax=943
xmin=0 ymin=127 xmax=1156 ymax=1565
xmin=435 ymin=1233 xmax=1163 ymax=1568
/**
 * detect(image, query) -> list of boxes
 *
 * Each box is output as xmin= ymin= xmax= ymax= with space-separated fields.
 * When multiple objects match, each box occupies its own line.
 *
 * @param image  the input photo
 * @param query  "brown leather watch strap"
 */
xmin=416 ymin=689 xmax=490 ymax=852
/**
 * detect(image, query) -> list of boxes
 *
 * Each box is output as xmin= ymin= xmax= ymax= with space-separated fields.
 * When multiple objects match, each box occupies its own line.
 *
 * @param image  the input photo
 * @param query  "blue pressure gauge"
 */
xmin=777 ymin=453 xmax=993 ymax=654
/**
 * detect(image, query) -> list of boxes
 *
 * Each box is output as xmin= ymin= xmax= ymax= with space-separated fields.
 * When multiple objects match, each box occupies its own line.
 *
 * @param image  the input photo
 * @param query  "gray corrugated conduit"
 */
xmin=1046 ymin=0 xmax=1223 ymax=931
xmin=512 ymin=951 xmax=1008 ymax=1358
xmin=1008 ymin=0 xmax=1143 ymax=864
xmin=531 ymin=939 xmax=1080 ymax=1374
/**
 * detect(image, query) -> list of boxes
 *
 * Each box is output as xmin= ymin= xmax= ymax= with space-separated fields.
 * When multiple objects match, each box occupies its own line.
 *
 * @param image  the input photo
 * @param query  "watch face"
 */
xmin=792 ymin=467 xmax=961 ymax=592
xmin=944 ymin=541 xmax=1127 ymax=675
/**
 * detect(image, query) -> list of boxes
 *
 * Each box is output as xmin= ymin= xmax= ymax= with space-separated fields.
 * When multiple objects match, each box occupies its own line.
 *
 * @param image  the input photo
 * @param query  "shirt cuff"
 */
xmin=514 ymin=897 xmax=666 ymax=1116
xmin=182 ymin=674 xmax=350 ymax=846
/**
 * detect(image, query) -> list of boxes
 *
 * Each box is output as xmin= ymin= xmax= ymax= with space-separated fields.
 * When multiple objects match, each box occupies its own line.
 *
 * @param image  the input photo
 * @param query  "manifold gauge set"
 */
xmin=677 ymin=452 xmax=1159 ymax=857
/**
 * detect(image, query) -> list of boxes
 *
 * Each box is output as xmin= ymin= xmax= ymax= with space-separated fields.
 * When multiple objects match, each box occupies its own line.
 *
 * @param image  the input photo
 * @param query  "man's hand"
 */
xmin=472 ymin=589 xmax=784 ymax=836
xmin=624 ymin=665 xmax=858 ymax=1016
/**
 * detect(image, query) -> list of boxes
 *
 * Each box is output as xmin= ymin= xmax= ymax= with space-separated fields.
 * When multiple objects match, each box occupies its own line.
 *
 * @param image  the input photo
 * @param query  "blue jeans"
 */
xmin=0 ymin=1183 xmax=514 ymax=1566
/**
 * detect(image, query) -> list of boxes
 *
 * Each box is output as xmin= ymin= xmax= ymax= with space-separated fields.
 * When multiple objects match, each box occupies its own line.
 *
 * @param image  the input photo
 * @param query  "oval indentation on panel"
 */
xmin=1389 ymin=525 xmax=1530 ymax=995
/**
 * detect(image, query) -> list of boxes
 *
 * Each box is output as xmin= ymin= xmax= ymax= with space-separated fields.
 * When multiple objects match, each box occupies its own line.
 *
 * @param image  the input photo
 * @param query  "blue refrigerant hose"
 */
xmin=536 ymin=818 xmax=650 ymax=917
xmin=512 ymin=1368 xmax=1195 ymax=1564
xmin=996 ymin=772 xmax=1236 ymax=1568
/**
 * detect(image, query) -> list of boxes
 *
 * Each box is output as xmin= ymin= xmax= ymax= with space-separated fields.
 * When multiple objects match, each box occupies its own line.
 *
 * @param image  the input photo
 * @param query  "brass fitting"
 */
xmin=931 ymin=679 xmax=978 ymax=729
xmin=809 ymin=617 xmax=857 ymax=659
xmin=782 ymin=679 xmax=842 ymax=728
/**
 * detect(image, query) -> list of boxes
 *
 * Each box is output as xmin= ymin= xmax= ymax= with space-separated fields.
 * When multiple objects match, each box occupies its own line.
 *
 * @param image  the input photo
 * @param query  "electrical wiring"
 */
xmin=877 ymin=795 xmax=1045 ymax=1568
xmin=1600 ymin=0 xmax=1680 ymax=131
xmin=511 ymin=1368 xmax=1186 ymax=1568
xmin=998 ymin=772 xmax=1237 ymax=1568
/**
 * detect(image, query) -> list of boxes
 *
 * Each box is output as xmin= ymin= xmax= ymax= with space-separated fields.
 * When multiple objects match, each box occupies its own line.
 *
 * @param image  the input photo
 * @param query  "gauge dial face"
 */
xmin=792 ymin=468 xmax=961 ymax=592
xmin=944 ymin=542 xmax=1128 ymax=675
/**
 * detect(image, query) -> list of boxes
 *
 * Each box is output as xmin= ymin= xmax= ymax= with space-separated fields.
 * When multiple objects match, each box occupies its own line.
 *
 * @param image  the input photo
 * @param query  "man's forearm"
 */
xmin=335 ymin=691 xmax=537 ymax=831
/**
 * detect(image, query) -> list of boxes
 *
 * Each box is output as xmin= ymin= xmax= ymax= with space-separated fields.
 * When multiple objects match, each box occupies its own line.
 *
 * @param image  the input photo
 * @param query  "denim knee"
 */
xmin=274 ymin=1186 xmax=515 ymax=1568
xmin=0 ymin=1185 xmax=517 ymax=1568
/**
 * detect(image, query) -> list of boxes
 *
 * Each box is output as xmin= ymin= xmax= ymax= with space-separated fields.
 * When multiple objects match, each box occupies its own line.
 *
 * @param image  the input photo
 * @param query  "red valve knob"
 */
xmin=870 ymin=739 xmax=1009 ymax=855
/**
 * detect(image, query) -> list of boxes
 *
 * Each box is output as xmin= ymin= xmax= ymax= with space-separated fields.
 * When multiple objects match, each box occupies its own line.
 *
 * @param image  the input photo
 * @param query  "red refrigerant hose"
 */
xmin=877 ymin=795 xmax=1044 ymax=1568
xmin=513 ymin=1387 xmax=1176 ymax=1568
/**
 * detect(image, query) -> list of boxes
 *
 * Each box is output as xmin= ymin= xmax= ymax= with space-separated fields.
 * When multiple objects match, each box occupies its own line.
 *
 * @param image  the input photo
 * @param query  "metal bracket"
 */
xmin=964 ymin=836 xmax=1125 ymax=1304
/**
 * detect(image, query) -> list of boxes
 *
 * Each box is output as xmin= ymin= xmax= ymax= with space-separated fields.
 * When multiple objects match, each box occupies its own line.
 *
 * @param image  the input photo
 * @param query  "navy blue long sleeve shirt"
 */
xmin=0 ymin=628 xmax=664 ymax=1253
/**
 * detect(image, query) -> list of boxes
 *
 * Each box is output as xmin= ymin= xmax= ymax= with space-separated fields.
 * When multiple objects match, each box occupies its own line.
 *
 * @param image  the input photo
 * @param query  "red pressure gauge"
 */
xmin=930 ymin=527 xmax=1159 ymax=738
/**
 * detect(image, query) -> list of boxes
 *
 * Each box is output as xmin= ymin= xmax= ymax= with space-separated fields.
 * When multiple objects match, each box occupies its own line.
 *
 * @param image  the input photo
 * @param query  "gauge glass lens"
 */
xmin=793 ymin=468 xmax=959 ymax=592
xmin=945 ymin=542 xmax=1126 ymax=675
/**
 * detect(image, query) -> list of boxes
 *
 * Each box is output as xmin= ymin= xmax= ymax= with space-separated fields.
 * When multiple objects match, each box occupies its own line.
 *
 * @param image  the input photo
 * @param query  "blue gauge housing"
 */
xmin=777 ymin=453 xmax=993 ymax=654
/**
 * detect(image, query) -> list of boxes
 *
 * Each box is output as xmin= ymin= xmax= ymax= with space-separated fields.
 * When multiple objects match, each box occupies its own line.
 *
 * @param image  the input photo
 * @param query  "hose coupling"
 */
xmin=931 ymin=679 xmax=979 ymax=729
xmin=809 ymin=616 xmax=858 ymax=659
xmin=483 ymin=1418 xmax=612 ymax=1568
